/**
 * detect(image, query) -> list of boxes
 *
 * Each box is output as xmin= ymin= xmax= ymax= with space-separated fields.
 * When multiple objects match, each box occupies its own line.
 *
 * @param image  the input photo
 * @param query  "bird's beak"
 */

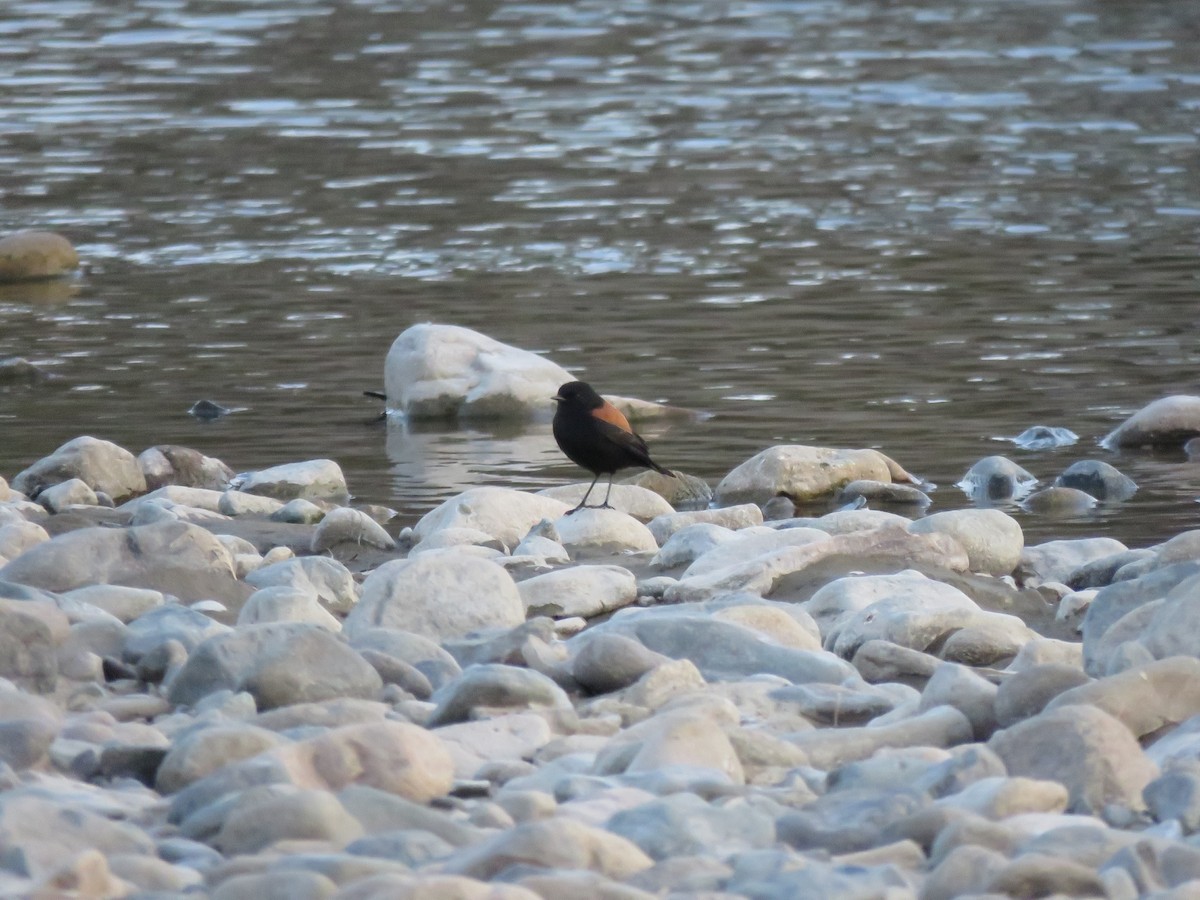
xmin=551 ymin=395 xmax=562 ymax=403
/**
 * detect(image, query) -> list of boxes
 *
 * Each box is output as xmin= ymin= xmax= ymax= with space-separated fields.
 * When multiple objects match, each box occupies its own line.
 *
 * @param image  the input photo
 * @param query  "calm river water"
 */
xmin=1 ymin=0 xmax=1198 ymax=545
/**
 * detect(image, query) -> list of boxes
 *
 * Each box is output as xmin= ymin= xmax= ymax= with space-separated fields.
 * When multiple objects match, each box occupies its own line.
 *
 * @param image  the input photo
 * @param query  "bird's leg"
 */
xmin=568 ymin=473 xmax=601 ymax=514
xmin=599 ymin=474 xmax=615 ymax=509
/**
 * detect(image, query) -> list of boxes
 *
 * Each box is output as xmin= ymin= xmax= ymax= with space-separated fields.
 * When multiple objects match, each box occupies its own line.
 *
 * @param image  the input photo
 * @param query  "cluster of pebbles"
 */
xmin=2 ymin=384 xmax=1200 ymax=898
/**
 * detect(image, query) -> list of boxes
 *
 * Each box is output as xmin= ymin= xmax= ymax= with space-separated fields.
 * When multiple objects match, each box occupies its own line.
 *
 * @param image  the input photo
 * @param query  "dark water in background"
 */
xmin=1 ymin=0 xmax=1198 ymax=546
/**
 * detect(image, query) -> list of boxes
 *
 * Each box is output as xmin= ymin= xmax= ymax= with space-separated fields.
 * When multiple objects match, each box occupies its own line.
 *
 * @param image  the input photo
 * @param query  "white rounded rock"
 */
xmin=681 ymin=526 xmax=829 ymax=578
xmin=415 ymin=487 xmax=570 ymax=549
xmin=0 ymin=520 xmax=50 ymax=562
xmin=517 ymin=565 xmax=637 ymax=619
xmin=345 ymin=553 xmax=525 ymax=641
xmin=237 ymin=586 xmax=342 ymax=632
xmin=244 ymin=556 xmax=358 ymax=615
xmin=555 ymin=508 xmax=658 ymax=557
xmin=648 ymin=505 xmax=764 ymax=545
xmin=537 ymin=483 xmax=673 ymax=521
xmin=909 ymin=508 xmax=1024 ymax=576
xmin=236 ymin=459 xmax=348 ymax=502
xmin=311 ymin=507 xmax=396 ymax=553
xmin=651 ymin=523 xmax=737 ymax=569
xmin=13 ymin=436 xmax=147 ymax=501
xmin=384 ymin=322 xmax=573 ymax=420
xmin=715 ymin=445 xmax=917 ymax=505
xmin=36 ymin=478 xmax=97 ymax=512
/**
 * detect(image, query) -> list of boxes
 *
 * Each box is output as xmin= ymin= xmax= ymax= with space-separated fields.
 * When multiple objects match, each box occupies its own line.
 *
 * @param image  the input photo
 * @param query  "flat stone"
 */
xmin=777 ymin=786 xmax=928 ymax=854
xmin=715 ymin=445 xmax=919 ymax=505
xmin=607 ymin=793 xmax=776 ymax=861
xmin=0 ymin=599 xmax=62 ymax=693
xmin=554 ymin=508 xmax=659 ymax=557
xmin=427 ymin=664 xmax=572 ymax=727
xmin=665 ymin=525 xmax=969 ymax=604
xmin=245 ymin=556 xmax=358 ymax=615
xmin=311 ymin=507 xmax=396 ymax=553
xmin=0 ymin=788 xmax=156 ymax=880
xmin=908 ymin=508 xmax=1023 ymax=576
xmin=214 ymin=786 xmax=364 ymax=855
xmin=571 ymin=632 xmax=671 ymax=695
xmin=345 ymin=554 xmax=524 ymax=642
xmin=413 ymin=487 xmax=570 ymax=549
xmin=994 ymin=663 xmax=1091 ymax=727
xmin=167 ymin=622 xmax=382 ymax=709
xmin=1017 ymin=537 xmax=1129 ymax=587
xmin=0 ymin=520 xmax=49 ymax=563
xmin=435 ymin=712 xmax=553 ymax=780
xmin=211 ymin=870 xmax=339 ymax=900
xmin=157 ymin=724 xmax=289 ymax=794
xmin=236 ymin=459 xmax=349 ymax=502
xmin=680 ymin=526 xmax=830 ymax=579
xmin=517 ymin=565 xmax=637 ymax=619
xmin=237 ymin=586 xmax=341 ymax=631
xmin=825 ymin=581 xmax=1033 ymax=662
xmin=988 ymin=703 xmax=1159 ymax=814
xmin=647 ymin=506 xmax=764 ymax=545
xmin=650 ymin=523 xmax=737 ymax=569
xmin=123 ymin=602 xmax=230 ymax=660
xmin=37 ymin=478 xmax=97 ymax=512
xmin=785 ymin=705 xmax=973 ymax=770
xmin=852 ymin=639 xmax=942 ymax=687
xmin=581 ymin=603 xmax=857 ymax=685
xmin=1044 ymin=656 xmax=1200 ymax=740
xmin=918 ymin=664 xmax=998 ymax=740
xmin=985 ymin=852 xmax=1108 ymax=898
xmin=0 ymin=519 xmax=245 ymax=606
xmin=61 ymin=584 xmax=164 ymax=624
xmin=440 ymin=817 xmax=653 ymax=881
xmin=537 ymin=483 xmax=673 ymax=521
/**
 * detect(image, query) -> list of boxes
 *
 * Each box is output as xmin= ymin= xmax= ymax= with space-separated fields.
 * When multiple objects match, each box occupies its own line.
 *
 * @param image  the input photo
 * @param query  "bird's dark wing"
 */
xmin=592 ymin=418 xmax=671 ymax=474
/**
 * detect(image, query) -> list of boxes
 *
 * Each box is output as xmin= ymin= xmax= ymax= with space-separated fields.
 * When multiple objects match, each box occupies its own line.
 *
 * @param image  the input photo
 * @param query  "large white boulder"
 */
xmin=384 ymin=323 xmax=573 ymax=421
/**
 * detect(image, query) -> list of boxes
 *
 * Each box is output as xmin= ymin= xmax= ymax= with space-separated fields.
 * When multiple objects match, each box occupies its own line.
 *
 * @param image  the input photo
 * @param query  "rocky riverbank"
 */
xmin=2 ymin=392 xmax=1200 ymax=897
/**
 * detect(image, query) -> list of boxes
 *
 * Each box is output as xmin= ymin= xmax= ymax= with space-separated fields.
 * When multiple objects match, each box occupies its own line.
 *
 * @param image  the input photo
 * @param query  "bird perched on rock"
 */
xmin=552 ymin=380 xmax=674 ymax=513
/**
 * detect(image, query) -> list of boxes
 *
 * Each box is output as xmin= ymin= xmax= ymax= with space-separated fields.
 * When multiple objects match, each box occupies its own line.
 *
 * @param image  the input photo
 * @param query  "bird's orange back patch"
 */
xmin=591 ymin=400 xmax=633 ymax=434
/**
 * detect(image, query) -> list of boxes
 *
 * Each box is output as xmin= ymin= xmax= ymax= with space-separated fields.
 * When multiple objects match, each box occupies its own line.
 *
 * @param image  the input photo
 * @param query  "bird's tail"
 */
xmin=651 ymin=462 xmax=676 ymax=478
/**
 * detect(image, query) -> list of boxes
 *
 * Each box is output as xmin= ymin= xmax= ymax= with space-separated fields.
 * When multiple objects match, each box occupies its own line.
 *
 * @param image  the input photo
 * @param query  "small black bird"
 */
xmin=552 ymin=380 xmax=674 ymax=513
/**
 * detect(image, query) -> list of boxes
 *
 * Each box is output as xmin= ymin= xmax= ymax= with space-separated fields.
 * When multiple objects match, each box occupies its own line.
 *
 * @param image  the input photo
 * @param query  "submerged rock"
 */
xmin=1055 ymin=459 xmax=1137 ymax=502
xmin=1022 ymin=486 xmax=1098 ymax=516
xmin=958 ymin=455 xmax=1037 ymax=502
xmin=0 ymin=230 xmax=79 ymax=282
xmin=1010 ymin=425 xmax=1078 ymax=450
xmin=345 ymin=553 xmax=524 ymax=641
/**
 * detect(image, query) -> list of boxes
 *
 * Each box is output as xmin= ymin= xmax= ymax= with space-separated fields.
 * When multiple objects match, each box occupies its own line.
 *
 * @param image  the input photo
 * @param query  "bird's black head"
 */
xmin=553 ymin=380 xmax=604 ymax=410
